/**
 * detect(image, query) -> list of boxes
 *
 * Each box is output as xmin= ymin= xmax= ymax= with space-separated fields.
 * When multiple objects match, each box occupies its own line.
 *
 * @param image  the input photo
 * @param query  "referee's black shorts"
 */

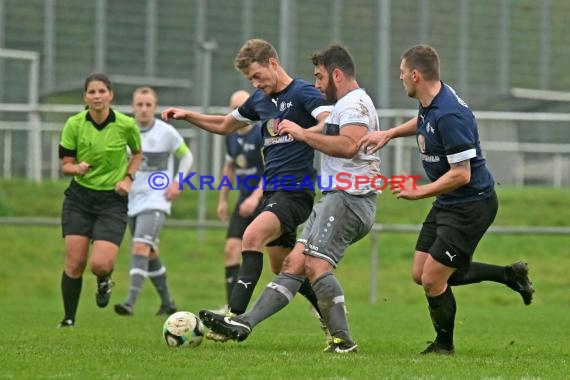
xmin=415 ymin=191 xmax=498 ymax=270
xmin=61 ymin=180 xmax=128 ymax=246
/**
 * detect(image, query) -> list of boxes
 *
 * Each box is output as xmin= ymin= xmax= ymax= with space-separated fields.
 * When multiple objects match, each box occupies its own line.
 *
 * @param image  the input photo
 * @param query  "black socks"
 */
xmin=225 ymin=264 xmax=240 ymax=304
xmin=426 ymin=286 xmax=456 ymax=348
xmin=448 ymin=262 xmax=507 ymax=285
xmin=61 ymin=271 xmax=82 ymax=321
xmin=228 ymin=251 xmax=263 ymax=315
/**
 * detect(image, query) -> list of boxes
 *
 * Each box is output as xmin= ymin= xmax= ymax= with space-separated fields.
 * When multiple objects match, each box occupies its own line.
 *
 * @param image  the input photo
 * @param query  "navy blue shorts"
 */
xmin=415 ymin=191 xmax=498 ymax=270
xmin=226 ymin=200 xmax=263 ymax=239
xmin=262 ymin=190 xmax=315 ymax=249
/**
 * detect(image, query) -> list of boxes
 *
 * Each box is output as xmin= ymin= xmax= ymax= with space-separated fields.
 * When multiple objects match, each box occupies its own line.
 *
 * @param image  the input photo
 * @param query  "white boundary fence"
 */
xmin=1 ymin=49 xmax=569 ymax=186
xmin=382 ymin=109 xmax=570 ymax=188
xmin=2 ymin=217 xmax=568 ymax=304
xmin=1 ymin=105 xmax=570 ymax=184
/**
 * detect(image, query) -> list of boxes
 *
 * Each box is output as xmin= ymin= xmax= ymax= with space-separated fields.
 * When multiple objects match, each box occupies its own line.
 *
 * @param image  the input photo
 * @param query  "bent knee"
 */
xmin=412 ymin=272 xmax=422 ymax=285
xmin=90 ymin=258 xmax=115 ymax=276
xmin=411 ymin=266 xmax=423 ymax=285
xmin=281 ymin=251 xmax=305 ymax=275
xmin=132 ymin=242 xmax=152 ymax=256
xmin=420 ymin=274 xmax=448 ymax=295
xmin=65 ymin=261 xmax=87 ymax=277
xmin=241 ymin=232 xmax=265 ymax=251
xmin=304 ymin=257 xmax=332 ymax=282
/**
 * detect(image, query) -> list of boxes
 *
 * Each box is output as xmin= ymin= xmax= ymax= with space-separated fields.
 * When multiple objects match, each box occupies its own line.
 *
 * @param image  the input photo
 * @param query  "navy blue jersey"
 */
xmin=225 ymin=123 xmax=264 ymax=201
xmin=233 ymin=79 xmax=332 ymax=190
xmin=416 ymin=83 xmax=494 ymax=204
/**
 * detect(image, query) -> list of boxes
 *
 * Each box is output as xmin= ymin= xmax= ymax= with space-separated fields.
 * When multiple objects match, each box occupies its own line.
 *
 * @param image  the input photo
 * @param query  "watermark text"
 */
xmin=147 ymin=172 xmax=421 ymax=192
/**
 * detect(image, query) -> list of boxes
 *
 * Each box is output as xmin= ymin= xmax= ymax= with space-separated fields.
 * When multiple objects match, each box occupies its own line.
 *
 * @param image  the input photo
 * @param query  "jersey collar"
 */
xmin=86 ymin=109 xmax=116 ymax=131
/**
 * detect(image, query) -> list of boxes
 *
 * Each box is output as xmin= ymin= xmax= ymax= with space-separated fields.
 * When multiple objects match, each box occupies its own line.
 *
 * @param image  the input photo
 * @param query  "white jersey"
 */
xmin=322 ymin=88 xmax=381 ymax=195
xmin=128 ymin=119 xmax=185 ymax=216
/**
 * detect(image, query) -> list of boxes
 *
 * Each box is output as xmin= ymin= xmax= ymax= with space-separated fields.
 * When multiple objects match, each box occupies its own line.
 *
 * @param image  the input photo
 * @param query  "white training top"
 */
xmin=321 ymin=88 xmax=381 ymax=195
xmin=128 ymin=118 xmax=186 ymax=216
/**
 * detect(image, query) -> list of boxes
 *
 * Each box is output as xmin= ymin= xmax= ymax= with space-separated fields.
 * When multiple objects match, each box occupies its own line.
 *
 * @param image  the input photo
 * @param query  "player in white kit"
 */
xmin=114 ymin=87 xmax=193 ymax=316
xmin=200 ymin=44 xmax=381 ymax=353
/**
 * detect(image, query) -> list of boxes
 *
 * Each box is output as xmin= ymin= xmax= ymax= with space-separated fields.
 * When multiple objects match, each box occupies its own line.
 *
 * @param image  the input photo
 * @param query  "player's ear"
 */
xmin=411 ymin=69 xmax=420 ymax=82
xmin=268 ymin=57 xmax=279 ymax=70
xmin=333 ymin=68 xmax=343 ymax=83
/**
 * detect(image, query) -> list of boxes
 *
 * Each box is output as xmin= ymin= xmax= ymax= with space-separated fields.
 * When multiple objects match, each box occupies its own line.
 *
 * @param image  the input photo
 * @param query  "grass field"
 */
xmin=0 ymin=181 xmax=569 ymax=379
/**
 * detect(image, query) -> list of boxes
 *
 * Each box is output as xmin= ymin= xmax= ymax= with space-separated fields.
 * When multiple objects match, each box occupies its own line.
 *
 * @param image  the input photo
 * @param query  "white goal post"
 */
xmin=0 ymin=48 xmax=41 ymax=181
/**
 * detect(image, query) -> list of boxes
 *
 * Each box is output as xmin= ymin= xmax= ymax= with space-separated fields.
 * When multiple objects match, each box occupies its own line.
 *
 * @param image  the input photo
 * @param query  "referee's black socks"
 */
xmin=61 ymin=271 xmax=82 ymax=321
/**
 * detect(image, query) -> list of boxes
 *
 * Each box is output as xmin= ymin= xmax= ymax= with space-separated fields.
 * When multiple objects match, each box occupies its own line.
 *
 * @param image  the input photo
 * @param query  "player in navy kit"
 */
xmin=162 ymin=39 xmax=332 ymax=339
xmin=360 ymin=44 xmax=534 ymax=355
xmin=198 ymin=44 xmax=380 ymax=353
xmin=212 ymin=90 xmax=264 ymax=316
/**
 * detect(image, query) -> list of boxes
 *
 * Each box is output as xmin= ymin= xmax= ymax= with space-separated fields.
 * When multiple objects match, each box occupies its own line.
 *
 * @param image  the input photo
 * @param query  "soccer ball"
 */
xmin=162 ymin=311 xmax=205 ymax=347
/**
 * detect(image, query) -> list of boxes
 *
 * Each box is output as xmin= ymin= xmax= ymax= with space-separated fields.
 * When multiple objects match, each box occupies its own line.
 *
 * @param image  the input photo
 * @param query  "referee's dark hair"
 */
xmin=84 ymin=73 xmax=113 ymax=92
xmin=311 ymin=44 xmax=355 ymax=78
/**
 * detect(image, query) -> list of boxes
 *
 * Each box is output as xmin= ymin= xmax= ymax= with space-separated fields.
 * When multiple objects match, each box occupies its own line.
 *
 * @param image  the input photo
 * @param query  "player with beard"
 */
xmin=199 ymin=44 xmax=381 ymax=353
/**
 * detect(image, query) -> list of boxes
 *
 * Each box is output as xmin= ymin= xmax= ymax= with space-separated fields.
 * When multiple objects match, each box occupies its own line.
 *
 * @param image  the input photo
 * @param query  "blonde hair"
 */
xmin=234 ymin=39 xmax=279 ymax=74
xmin=132 ymin=86 xmax=158 ymax=101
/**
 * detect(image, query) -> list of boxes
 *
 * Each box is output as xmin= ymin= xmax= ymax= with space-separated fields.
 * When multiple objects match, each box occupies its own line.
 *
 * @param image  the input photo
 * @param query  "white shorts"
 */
xmin=128 ymin=210 xmax=166 ymax=251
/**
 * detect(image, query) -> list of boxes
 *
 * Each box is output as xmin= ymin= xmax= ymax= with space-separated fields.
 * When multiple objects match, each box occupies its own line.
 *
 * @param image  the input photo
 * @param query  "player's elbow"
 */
xmin=338 ymin=142 xmax=359 ymax=158
xmin=337 ymin=151 xmax=356 ymax=159
xmin=450 ymin=161 xmax=471 ymax=185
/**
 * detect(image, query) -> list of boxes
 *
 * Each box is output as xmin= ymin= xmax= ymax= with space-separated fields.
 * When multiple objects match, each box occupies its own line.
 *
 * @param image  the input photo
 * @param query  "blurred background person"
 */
xmin=211 ymin=89 xmax=264 ymax=315
xmin=114 ymin=86 xmax=193 ymax=317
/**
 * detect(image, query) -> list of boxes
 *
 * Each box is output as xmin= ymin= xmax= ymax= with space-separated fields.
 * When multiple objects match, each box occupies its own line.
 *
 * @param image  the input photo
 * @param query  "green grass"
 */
xmin=0 ymin=181 xmax=569 ymax=379
xmin=2 ymin=179 xmax=570 ymax=226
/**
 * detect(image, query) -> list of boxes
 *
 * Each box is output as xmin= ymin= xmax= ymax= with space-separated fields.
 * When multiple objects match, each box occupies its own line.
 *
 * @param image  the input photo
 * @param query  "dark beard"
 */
xmin=325 ymin=82 xmax=337 ymax=103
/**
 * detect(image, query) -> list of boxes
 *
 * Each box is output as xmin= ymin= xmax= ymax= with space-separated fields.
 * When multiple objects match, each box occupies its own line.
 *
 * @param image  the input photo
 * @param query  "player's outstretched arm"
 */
xmin=279 ymin=119 xmax=367 ymax=159
xmin=359 ymin=116 xmax=418 ymax=154
xmin=393 ymin=159 xmax=471 ymax=200
xmin=162 ymin=107 xmax=245 ymax=136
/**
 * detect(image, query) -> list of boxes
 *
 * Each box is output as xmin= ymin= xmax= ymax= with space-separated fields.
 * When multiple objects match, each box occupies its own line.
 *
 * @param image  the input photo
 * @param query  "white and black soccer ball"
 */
xmin=162 ymin=311 xmax=205 ymax=348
